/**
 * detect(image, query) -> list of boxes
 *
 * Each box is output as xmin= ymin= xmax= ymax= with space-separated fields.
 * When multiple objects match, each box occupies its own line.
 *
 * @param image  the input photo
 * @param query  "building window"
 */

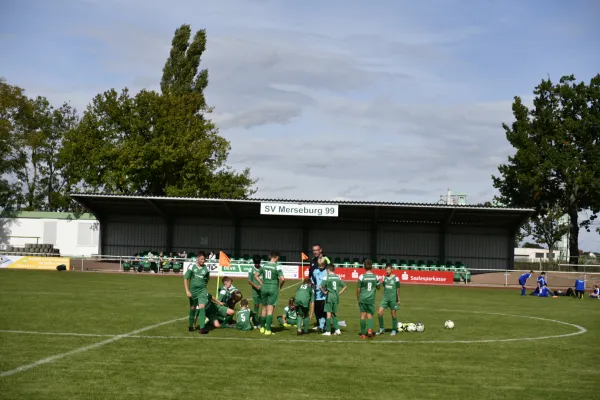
xmin=535 ymin=252 xmax=544 ymax=259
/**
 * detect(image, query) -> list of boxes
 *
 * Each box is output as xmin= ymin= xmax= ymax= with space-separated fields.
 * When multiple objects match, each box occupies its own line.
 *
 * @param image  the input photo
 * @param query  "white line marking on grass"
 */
xmin=0 ymin=317 xmax=185 ymax=378
xmin=0 ymin=311 xmax=587 ymax=345
xmin=0 ymin=330 xmax=115 ymax=338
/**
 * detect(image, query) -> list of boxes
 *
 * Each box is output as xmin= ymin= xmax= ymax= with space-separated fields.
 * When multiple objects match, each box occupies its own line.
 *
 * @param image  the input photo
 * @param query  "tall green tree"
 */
xmin=493 ymin=74 xmax=600 ymax=264
xmin=522 ymin=205 xmax=570 ymax=260
xmin=63 ymin=24 xmax=255 ymax=198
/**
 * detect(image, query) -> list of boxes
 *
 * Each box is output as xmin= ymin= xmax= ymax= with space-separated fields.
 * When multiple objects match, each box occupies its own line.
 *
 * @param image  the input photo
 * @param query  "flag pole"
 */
xmin=216 ymin=253 xmax=221 ymax=296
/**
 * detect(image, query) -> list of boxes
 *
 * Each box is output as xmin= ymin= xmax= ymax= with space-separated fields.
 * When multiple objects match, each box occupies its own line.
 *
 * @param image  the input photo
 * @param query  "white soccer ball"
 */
xmin=407 ymin=323 xmax=417 ymax=332
xmin=416 ymin=323 xmax=424 ymax=332
xmin=396 ymin=321 xmax=404 ymax=331
xmin=444 ymin=320 xmax=454 ymax=329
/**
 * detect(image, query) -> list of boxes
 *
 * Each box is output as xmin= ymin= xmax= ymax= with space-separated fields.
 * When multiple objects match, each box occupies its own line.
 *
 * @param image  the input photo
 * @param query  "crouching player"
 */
xmin=321 ymin=264 xmax=346 ymax=336
xmin=590 ymin=285 xmax=600 ymax=299
xmin=295 ymin=278 xmax=314 ymax=335
xmin=236 ymin=299 xmax=256 ymax=331
xmin=218 ymin=276 xmax=242 ymax=324
xmin=518 ymin=270 xmax=534 ymax=296
xmin=205 ymin=294 xmax=236 ymax=328
xmin=357 ymin=259 xmax=380 ymax=339
xmin=377 ymin=264 xmax=400 ymax=336
xmin=277 ymin=298 xmax=298 ymax=328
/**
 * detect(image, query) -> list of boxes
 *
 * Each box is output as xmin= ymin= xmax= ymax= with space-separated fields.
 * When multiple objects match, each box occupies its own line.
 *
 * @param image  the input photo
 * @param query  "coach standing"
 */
xmin=309 ymin=244 xmax=330 ymax=331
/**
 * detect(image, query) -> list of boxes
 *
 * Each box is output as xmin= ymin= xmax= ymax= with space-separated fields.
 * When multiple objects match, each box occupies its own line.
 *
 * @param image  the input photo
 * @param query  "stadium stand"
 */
xmin=5 ymin=243 xmax=60 ymax=257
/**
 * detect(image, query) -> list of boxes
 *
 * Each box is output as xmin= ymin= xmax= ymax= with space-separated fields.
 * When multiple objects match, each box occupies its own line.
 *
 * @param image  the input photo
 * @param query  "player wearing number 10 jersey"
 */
xmin=320 ymin=264 xmax=346 ymax=336
xmin=357 ymin=259 xmax=380 ymax=339
xmin=254 ymin=250 xmax=285 ymax=336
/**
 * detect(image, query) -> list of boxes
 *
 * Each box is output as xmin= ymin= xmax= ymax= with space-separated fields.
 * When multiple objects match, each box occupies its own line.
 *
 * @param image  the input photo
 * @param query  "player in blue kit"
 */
xmin=518 ymin=270 xmax=534 ymax=296
xmin=532 ymin=272 xmax=547 ymax=295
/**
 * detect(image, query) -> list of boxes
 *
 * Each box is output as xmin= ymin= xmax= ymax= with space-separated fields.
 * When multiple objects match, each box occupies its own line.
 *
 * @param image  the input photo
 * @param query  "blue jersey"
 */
xmin=313 ymin=268 xmax=327 ymax=301
xmin=519 ymin=273 xmax=531 ymax=285
xmin=537 ymin=276 xmax=546 ymax=287
xmin=540 ymin=286 xmax=551 ymax=297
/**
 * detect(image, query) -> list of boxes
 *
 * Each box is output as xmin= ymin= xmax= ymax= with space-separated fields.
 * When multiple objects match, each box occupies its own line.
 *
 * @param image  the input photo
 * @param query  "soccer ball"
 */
xmin=444 ymin=320 xmax=454 ymax=329
xmin=396 ymin=321 xmax=404 ymax=331
xmin=416 ymin=322 xmax=424 ymax=332
xmin=406 ymin=323 xmax=417 ymax=332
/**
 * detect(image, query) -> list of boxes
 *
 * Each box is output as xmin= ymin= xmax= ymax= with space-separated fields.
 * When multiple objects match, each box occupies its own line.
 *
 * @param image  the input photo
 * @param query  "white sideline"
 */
xmin=0 ymin=317 xmax=185 ymax=378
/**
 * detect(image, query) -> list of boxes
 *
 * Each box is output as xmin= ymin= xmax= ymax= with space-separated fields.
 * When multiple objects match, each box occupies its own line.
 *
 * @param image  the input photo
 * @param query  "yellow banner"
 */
xmin=3 ymin=256 xmax=71 ymax=270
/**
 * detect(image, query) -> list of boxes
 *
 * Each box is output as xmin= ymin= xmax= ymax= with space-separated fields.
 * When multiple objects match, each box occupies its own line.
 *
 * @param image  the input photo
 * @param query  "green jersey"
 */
xmin=382 ymin=275 xmax=400 ymax=302
xmin=358 ymin=272 xmax=380 ymax=304
xmin=248 ymin=267 xmax=262 ymax=293
xmin=236 ymin=308 xmax=254 ymax=331
xmin=184 ymin=264 xmax=210 ymax=294
xmin=295 ymin=283 xmax=314 ymax=306
xmin=283 ymin=306 xmax=298 ymax=322
xmin=218 ymin=284 xmax=238 ymax=304
xmin=257 ymin=262 xmax=282 ymax=289
xmin=320 ymin=273 xmax=345 ymax=303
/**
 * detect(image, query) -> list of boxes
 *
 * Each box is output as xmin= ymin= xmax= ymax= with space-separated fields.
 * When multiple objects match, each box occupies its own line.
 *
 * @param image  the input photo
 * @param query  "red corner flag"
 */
xmin=301 ymin=252 xmax=309 ymax=261
xmin=219 ymin=251 xmax=230 ymax=267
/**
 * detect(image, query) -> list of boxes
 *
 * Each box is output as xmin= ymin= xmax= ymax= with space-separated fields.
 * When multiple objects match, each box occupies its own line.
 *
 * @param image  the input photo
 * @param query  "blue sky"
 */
xmin=1 ymin=0 xmax=599 ymax=250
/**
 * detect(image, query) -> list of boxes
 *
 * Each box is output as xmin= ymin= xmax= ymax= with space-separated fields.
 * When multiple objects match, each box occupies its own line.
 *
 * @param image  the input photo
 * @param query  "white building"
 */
xmin=0 ymin=211 xmax=100 ymax=257
xmin=438 ymin=188 xmax=467 ymax=205
xmin=514 ymin=247 xmax=560 ymax=262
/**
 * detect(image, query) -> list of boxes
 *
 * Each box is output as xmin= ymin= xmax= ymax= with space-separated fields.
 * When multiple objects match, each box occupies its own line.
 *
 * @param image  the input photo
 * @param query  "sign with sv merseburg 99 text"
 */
xmin=260 ymin=202 xmax=339 ymax=217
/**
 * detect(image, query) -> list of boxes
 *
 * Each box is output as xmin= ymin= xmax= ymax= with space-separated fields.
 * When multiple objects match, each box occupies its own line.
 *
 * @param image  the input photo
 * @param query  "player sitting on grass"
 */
xmin=357 ymin=259 xmax=380 ymax=339
xmin=277 ymin=297 xmax=298 ymax=327
xmin=254 ymin=250 xmax=286 ymax=336
xmin=205 ymin=293 xmax=236 ymax=329
xmin=537 ymin=284 xmax=557 ymax=298
xmin=377 ymin=264 xmax=400 ymax=336
xmin=589 ymin=285 xmax=599 ymax=299
xmin=218 ymin=277 xmax=242 ymax=324
xmin=235 ymin=299 xmax=256 ymax=331
xmin=518 ymin=270 xmax=534 ymax=296
xmin=321 ymin=264 xmax=346 ymax=336
xmin=532 ymin=272 xmax=547 ymax=295
xmin=184 ymin=251 xmax=210 ymax=334
xmin=295 ymin=278 xmax=314 ymax=335
xmin=248 ymin=254 xmax=263 ymax=328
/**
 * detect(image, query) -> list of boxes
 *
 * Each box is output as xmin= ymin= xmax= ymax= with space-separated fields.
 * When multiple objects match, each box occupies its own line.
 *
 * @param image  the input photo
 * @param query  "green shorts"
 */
xmin=359 ymin=302 xmax=375 ymax=315
xmin=260 ymin=286 xmax=279 ymax=306
xmin=379 ymin=300 xmax=399 ymax=311
xmin=324 ymin=302 xmax=338 ymax=314
xmin=252 ymin=289 xmax=261 ymax=307
xmin=189 ymin=293 xmax=208 ymax=308
xmin=295 ymin=304 xmax=310 ymax=317
xmin=207 ymin=305 xmax=228 ymax=322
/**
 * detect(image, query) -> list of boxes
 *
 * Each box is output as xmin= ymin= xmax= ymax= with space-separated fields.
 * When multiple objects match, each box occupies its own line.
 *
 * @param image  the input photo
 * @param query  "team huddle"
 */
xmin=184 ymin=251 xmax=402 ymax=338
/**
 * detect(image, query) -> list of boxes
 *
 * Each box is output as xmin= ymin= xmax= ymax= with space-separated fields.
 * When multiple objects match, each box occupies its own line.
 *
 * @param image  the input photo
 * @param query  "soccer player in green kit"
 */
xmin=295 ymin=278 xmax=314 ymax=335
xmin=247 ymin=254 xmax=262 ymax=329
xmin=218 ymin=277 xmax=241 ymax=325
xmin=254 ymin=250 xmax=285 ymax=336
xmin=183 ymin=251 xmax=210 ymax=334
xmin=236 ymin=299 xmax=255 ymax=331
xmin=357 ymin=259 xmax=380 ymax=339
xmin=320 ymin=264 xmax=347 ymax=336
xmin=205 ymin=293 xmax=235 ymax=328
xmin=277 ymin=297 xmax=298 ymax=327
xmin=376 ymin=264 xmax=400 ymax=336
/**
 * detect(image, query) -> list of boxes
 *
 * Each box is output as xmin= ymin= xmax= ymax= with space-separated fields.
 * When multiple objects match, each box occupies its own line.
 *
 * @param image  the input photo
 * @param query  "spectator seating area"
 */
xmin=121 ymin=251 xmax=470 ymax=283
xmin=4 ymin=243 xmax=61 ymax=257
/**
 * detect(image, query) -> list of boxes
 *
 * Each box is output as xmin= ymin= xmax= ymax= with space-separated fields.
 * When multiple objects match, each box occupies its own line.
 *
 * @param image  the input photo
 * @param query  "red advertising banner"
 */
xmin=302 ymin=267 xmax=454 ymax=285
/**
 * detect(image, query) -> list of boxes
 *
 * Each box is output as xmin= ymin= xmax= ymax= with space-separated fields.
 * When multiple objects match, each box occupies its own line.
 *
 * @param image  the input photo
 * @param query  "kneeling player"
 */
xmin=277 ymin=297 xmax=298 ymax=327
xmin=295 ymin=278 xmax=314 ymax=335
xmin=219 ymin=277 xmax=242 ymax=323
xmin=236 ymin=299 xmax=256 ymax=331
xmin=377 ymin=264 xmax=400 ymax=336
xmin=321 ymin=264 xmax=346 ymax=336
xmin=205 ymin=294 xmax=235 ymax=329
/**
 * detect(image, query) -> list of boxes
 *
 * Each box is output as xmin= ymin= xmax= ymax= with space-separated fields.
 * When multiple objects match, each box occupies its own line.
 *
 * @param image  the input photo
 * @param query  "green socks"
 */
xmin=188 ymin=309 xmax=195 ymax=328
xmin=333 ymin=316 xmax=339 ymax=330
xmin=303 ymin=317 xmax=309 ymax=333
xmin=198 ymin=307 xmax=206 ymax=329
xmin=378 ymin=316 xmax=384 ymax=330
xmin=360 ymin=319 xmax=367 ymax=334
xmin=367 ymin=318 xmax=374 ymax=330
xmin=277 ymin=316 xmax=284 ymax=326
xmin=392 ymin=317 xmax=397 ymax=331
xmin=252 ymin=306 xmax=259 ymax=326
xmin=265 ymin=315 xmax=273 ymax=331
xmin=260 ymin=316 xmax=266 ymax=329
xmin=325 ymin=318 xmax=331 ymax=332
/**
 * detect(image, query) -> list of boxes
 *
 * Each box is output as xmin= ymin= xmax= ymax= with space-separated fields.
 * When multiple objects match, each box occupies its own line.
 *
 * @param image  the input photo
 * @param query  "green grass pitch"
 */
xmin=1 ymin=269 xmax=599 ymax=400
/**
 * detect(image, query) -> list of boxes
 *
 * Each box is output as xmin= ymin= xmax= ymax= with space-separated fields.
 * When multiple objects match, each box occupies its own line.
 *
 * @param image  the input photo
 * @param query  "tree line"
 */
xmin=0 ymin=25 xmax=255 ymax=213
xmin=1 ymin=24 xmax=598 ymax=263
